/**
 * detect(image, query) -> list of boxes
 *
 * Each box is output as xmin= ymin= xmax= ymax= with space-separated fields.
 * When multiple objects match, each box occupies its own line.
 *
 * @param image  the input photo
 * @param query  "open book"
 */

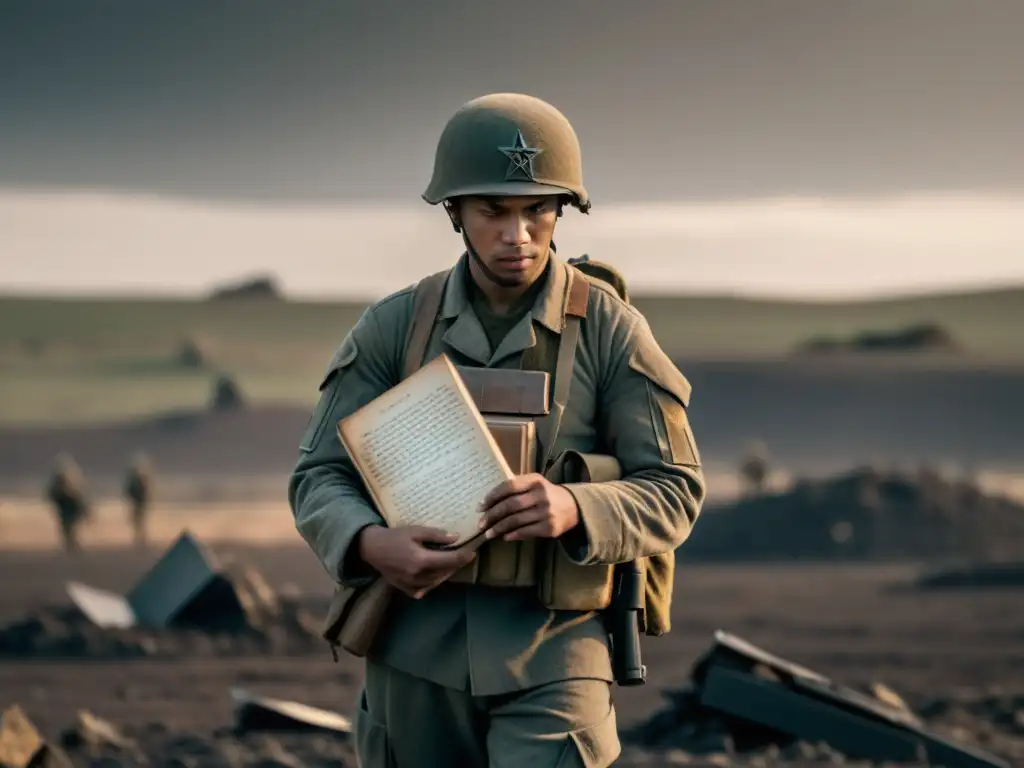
xmin=336 ymin=354 xmax=516 ymax=550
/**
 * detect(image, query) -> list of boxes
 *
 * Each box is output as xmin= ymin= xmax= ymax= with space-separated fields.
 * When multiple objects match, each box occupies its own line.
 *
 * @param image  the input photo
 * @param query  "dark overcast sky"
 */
xmin=2 ymin=0 xmax=1022 ymax=203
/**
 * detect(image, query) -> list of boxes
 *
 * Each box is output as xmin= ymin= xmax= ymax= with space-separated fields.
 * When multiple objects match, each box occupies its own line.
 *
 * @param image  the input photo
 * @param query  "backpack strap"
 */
xmin=534 ymin=265 xmax=590 ymax=470
xmin=402 ymin=269 xmax=450 ymax=380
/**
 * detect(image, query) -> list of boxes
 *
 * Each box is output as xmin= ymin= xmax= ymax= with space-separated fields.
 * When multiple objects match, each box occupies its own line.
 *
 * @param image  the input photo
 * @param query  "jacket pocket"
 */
xmin=555 ymin=704 xmax=620 ymax=768
xmin=354 ymin=689 xmax=393 ymax=768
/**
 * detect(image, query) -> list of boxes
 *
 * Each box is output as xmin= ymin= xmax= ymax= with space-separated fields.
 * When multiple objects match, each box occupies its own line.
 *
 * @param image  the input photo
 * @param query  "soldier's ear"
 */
xmin=444 ymin=199 xmax=462 ymax=233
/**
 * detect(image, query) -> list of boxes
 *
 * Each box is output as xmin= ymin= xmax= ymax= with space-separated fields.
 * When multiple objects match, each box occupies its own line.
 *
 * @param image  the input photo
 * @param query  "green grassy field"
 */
xmin=2 ymin=286 xmax=1023 ymax=426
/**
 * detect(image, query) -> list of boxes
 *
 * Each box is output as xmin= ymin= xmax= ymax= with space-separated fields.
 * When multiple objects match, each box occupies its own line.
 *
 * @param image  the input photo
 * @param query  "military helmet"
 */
xmin=422 ymin=93 xmax=590 ymax=213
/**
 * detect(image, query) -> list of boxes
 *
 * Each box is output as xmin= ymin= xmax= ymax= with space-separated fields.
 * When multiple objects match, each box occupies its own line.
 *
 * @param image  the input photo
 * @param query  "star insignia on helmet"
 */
xmin=498 ymin=130 xmax=544 ymax=181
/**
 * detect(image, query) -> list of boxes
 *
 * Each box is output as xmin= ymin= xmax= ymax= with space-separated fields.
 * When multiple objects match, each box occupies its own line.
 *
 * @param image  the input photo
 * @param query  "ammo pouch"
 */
xmin=537 ymin=451 xmax=618 ymax=611
xmin=536 ymin=450 xmax=674 ymax=636
xmin=321 ymin=578 xmax=391 ymax=659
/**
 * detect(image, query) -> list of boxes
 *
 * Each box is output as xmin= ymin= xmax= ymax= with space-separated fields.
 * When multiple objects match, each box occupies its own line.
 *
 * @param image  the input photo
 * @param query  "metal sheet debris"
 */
xmin=230 ymin=688 xmax=352 ymax=735
xmin=126 ymin=530 xmax=220 ymax=627
xmin=65 ymin=582 xmax=136 ymax=630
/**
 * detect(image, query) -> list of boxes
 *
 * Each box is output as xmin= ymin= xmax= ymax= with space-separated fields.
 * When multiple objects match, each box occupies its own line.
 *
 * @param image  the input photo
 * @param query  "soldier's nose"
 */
xmin=501 ymin=215 xmax=530 ymax=245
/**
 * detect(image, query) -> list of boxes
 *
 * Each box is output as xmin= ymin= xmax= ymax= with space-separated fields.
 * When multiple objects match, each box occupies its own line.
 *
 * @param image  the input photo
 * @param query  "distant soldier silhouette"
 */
xmin=45 ymin=453 xmax=90 ymax=552
xmin=123 ymin=453 xmax=154 ymax=548
xmin=739 ymin=439 xmax=771 ymax=497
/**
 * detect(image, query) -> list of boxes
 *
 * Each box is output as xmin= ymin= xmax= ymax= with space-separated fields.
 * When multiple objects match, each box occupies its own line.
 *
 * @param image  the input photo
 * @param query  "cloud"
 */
xmin=1 ymin=188 xmax=1022 ymax=300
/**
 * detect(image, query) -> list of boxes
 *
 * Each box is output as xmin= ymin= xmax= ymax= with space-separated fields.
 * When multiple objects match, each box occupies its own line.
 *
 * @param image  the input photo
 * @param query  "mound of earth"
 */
xmin=797 ymin=322 xmax=959 ymax=355
xmin=685 ymin=466 xmax=1024 ymax=562
xmin=914 ymin=560 xmax=1024 ymax=590
xmin=208 ymin=275 xmax=283 ymax=301
xmin=0 ymin=592 xmax=325 ymax=660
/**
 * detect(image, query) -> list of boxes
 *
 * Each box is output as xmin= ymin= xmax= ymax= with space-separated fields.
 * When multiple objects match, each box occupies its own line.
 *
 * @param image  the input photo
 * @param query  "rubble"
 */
xmin=4 ymin=665 xmax=1022 ymax=767
xmin=625 ymin=630 xmax=1018 ymax=767
xmin=686 ymin=467 xmax=1024 ymax=561
xmin=58 ymin=711 xmax=145 ymax=763
xmin=0 ymin=532 xmax=324 ymax=659
xmin=0 ymin=705 xmax=73 ymax=768
xmin=56 ymin=724 xmax=356 ymax=768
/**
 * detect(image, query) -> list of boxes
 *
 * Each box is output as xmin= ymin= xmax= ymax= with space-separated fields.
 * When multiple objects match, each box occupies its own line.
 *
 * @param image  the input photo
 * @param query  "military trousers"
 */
xmin=354 ymin=659 xmax=621 ymax=768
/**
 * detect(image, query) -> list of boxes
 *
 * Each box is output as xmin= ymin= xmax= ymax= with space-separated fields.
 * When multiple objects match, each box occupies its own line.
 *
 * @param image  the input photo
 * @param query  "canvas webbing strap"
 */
xmin=402 ymin=269 xmax=449 ymax=380
xmin=534 ymin=265 xmax=589 ymax=471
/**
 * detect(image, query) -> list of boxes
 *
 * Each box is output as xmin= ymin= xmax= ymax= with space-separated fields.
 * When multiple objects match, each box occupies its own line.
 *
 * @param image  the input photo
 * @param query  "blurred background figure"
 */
xmin=45 ymin=452 xmax=90 ymax=552
xmin=738 ymin=439 xmax=771 ymax=498
xmin=123 ymin=452 xmax=154 ymax=549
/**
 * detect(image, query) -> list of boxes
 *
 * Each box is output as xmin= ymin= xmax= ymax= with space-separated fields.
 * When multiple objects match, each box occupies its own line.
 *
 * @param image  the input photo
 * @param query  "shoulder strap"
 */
xmin=402 ymin=269 xmax=450 ymax=380
xmin=535 ymin=265 xmax=590 ymax=470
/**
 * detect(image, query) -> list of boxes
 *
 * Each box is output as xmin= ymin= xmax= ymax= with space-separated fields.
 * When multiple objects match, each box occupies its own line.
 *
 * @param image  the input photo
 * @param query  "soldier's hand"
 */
xmin=358 ymin=525 xmax=477 ymax=599
xmin=478 ymin=474 xmax=580 ymax=542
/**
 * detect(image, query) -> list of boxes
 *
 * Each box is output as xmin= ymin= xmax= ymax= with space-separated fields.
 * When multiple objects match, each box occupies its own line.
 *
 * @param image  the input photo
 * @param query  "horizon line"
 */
xmin=2 ymin=278 xmax=1022 ymax=307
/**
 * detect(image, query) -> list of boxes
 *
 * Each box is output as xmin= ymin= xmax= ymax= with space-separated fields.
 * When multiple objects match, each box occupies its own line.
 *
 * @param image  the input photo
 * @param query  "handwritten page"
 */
xmin=337 ymin=354 xmax=515 ymax=548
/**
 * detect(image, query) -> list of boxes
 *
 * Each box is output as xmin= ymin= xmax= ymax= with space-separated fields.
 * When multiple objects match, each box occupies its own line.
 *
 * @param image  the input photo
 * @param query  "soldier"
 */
xmin=123 ymin=452 xmax=154 ymax=548
xmin=739 ymin=439 xmax=770 ymax=497
xmin=45 ymin=452 xmax=90 ymax=552
xmin=289 ymin=93 xmax=706 ymax=767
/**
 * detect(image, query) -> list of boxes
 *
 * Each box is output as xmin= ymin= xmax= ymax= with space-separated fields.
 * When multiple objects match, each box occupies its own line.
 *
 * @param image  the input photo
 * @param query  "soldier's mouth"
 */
xmin=496 ymin=254 xmax=534 ymax=264
xmin=496 ymin=257 xmax=533 ymax=272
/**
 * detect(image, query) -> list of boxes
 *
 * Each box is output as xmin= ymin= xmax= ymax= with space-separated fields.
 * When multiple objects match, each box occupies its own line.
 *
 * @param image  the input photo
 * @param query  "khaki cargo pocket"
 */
xmin=299 ymin=334 xmax=359 ymax=453
xmin=354 ymin=689 xmax=393 ymax=768
xmin=555 ymin=705 xmax=620 ymax=768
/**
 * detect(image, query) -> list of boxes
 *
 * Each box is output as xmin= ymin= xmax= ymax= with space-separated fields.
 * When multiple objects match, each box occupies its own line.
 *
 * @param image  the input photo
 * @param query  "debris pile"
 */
xmin=0 ymin=532 xmax=324 ymax=659
xmin=625 ymin=631 xmax=1018 ymax=767
xmin=687 ymin=466 xmax=1024 ymax=561
xmin=3 ymin=692 xmax=354 ymax=768
xmin=6 ymin=634 xmax=1023 ymax=767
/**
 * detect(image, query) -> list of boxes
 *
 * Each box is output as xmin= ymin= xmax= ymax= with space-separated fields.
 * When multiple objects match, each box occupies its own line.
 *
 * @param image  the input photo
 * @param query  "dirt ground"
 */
xmin=2 ymin=531 xmax=1022 ymax=766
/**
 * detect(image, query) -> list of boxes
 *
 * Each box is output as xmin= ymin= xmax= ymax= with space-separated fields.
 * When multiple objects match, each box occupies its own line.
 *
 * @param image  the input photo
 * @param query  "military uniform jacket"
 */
xmin=289 ymin=253 xmax=706 ymax=696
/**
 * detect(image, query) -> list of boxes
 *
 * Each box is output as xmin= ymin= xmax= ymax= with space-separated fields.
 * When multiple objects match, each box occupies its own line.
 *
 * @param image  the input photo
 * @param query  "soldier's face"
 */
xmin=459 ymin=195 xmax=559 ymax=288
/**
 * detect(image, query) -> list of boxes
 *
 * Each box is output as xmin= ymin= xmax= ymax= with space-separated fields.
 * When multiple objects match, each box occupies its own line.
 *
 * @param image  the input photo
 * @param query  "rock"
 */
xmin=0 ymin=705 xmax=73 ymax=768
xmin=0 ymin=705 xmax=43 ymax=768
xmin=59 ymin=710 xmax=139 ymax=757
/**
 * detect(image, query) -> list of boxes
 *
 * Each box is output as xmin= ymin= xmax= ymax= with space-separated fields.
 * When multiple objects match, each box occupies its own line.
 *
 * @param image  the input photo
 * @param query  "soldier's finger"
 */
xmin=502 ymin=521 xmax=550 ymax=541
xmin=485 ymin=509 xmax=544 ymax=540
xmin=480 ymin=474 xmax=540 ymax=509
xmin=478 ymin=491 xmax=535 ymax=530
